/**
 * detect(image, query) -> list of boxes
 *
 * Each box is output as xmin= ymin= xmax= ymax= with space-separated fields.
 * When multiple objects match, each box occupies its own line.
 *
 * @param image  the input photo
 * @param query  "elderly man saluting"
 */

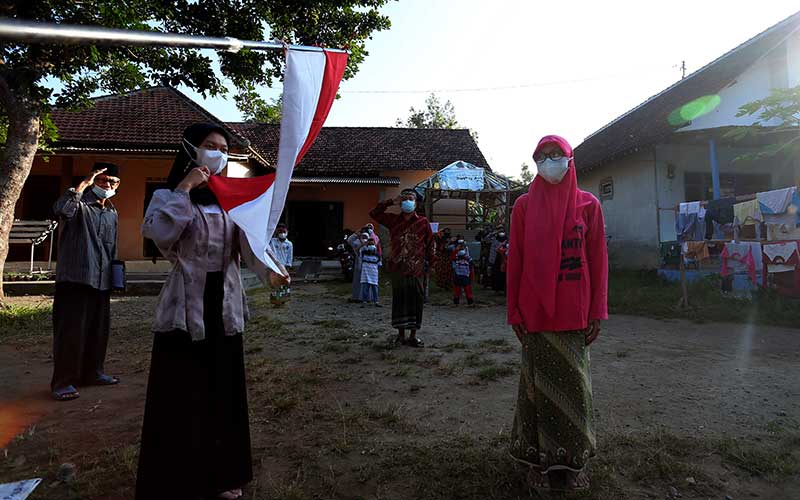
xmin=50 ymin=162 xmax=121 ymax=401
xmin=370 ymin=188 xmax=435 ymax=347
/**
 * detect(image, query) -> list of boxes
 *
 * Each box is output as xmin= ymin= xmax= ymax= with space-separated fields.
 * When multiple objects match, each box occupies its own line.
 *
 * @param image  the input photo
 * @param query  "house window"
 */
xmin=684 ymin=172 xmax=771 ymax=201
xmin=599 ymin=177 xmax=613 ymax=200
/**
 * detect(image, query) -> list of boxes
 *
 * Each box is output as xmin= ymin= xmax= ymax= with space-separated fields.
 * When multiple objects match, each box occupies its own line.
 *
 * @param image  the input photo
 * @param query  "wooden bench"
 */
xmin=9 ymin=220 xmax=59 ymax=273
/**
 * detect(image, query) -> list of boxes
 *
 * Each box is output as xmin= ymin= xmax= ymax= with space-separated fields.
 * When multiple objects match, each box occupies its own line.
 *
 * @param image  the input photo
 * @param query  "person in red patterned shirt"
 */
xmin=369 ymin=188 xmax=435 ymax=347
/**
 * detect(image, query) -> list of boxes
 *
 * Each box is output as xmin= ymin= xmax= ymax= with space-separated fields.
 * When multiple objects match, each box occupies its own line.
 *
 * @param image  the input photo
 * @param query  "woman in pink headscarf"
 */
xmin=506 ymin=135 xmax=608 ymax=494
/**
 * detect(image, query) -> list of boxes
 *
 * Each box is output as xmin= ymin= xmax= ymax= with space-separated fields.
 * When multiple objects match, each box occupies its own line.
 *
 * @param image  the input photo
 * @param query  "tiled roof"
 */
xmin=574 ymin=10 xmax=800 ymax=173
xmin=50 ymin=86 xmax=250 ymax=152
xmin=228 ymin=123 xmax=491 ymax=176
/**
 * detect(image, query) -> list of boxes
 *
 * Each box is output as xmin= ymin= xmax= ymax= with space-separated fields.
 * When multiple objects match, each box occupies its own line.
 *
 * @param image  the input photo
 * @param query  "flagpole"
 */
xmin=0 ymin=19 xmax=348 ymax=54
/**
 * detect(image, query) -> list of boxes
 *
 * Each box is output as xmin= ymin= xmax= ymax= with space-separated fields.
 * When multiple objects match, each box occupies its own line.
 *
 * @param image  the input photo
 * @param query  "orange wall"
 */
xmin=20 ymin=154 xmax=174 ymax=261
xmin=14 ymin=158 xmax=441 ymax=261
xmin=287 ymin=183 xmax=381 ymax=232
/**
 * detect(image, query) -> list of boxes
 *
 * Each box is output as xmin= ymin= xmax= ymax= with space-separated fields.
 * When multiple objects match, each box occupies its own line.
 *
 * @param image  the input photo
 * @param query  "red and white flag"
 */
xmin=208 ymin=48 xmax=348 ymax=274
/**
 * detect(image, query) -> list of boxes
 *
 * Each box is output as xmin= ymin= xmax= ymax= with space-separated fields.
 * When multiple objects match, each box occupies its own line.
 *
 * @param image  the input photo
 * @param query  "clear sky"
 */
xmin=179 ymin=0 xmax=799 ymax=178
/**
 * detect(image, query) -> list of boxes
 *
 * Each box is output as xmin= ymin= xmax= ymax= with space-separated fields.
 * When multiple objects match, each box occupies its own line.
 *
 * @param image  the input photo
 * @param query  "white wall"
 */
xmin=680 ymin=33 xmax=800 ymax=132
xmin=578 ymin=151 xmax=659 ymax=268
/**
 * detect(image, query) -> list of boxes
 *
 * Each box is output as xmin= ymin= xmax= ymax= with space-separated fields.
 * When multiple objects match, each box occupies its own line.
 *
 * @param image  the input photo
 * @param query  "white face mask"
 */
xmin=278 ymin=232 xmax=288 ymax=240
xmin=536 ymin=157 xmax=570 ymax=184
xmin=92 ymin=185 xmax=116 ymax=199
xmin=184 ymin=139 xmax=228 ymax=175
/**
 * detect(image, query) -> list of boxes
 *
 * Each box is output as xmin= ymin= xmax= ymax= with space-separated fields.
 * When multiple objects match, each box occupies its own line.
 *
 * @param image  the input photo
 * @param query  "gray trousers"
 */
xmin=51 ymin=282 xmax=111 ymax=390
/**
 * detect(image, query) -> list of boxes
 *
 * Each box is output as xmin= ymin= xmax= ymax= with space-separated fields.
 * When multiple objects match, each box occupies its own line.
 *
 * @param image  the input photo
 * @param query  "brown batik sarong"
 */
xmin=509 ymin=331 xmax=596 ymax=473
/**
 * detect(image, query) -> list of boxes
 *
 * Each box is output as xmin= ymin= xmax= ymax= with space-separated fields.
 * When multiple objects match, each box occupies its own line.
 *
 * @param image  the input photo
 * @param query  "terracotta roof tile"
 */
xmin=228 ymin=123 xmax=491 ymax=176
xmin=51 ymin=86 xmax=249 ymax=151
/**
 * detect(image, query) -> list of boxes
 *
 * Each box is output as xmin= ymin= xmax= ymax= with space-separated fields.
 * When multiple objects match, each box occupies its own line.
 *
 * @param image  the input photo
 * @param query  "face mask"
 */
xmin=366 ymin=245 xmax=377 ymax=252
xmin=401 ymin=200 xmax=416 ymax=213
xmin=278 ymin=232 xmax=287 ymax=240
xmin=184 ymin=139 xmax=228 ymax=175
xmin=457 ymin=240 xmax=465 ymax=245
xmin=536 ymin=157 xmax=570 ymax=184
xmin=92 ymin=185 xmax=116 ymax=199
xmin=367 ymin=228 xmax=374 ymax=234
xmin=498 ymin=233 xmax=506 ymax=238
xmin=457 ymin=250 xmax=467 ymax=258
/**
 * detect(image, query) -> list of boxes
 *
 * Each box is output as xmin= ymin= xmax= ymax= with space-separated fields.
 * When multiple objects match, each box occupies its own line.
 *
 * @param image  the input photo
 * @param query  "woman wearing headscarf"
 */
xmin=136 ymin=123 xmax=289 ymax=500
xmin=507 ymin=135 xmax=608 ymax=494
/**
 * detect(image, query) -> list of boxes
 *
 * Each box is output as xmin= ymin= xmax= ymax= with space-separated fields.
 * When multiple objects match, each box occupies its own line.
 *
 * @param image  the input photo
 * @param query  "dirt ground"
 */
xmin=1 ymin=282 xmax=799 ymax=500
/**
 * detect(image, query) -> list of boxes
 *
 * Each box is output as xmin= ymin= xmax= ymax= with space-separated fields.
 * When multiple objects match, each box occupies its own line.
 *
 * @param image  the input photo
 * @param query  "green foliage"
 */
xmin=0 ymin=0 xmax=393 ymax=128
xmin=519 ymin=162 xmax=534 ymax=184
xmin=396 ymin=93 xmax=460 ymax=129
xmin=235 ymin=84 xmax=283 ymax=124
xmin=724 ymin=85 xmax=800 ymax=162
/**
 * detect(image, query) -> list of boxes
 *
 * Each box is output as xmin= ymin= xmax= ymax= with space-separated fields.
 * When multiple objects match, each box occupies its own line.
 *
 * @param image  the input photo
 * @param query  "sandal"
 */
xmin=91 ymin=374 xmax=120 ymax=386
xmin=52 ymin=385 xmax=80 ymax=401
xmin=405 ymin=336 xmax=424 ymax=348
xmin=565 ymin=470 xmax=590 ymax=491
xmin=217 ymin=488 xmax=243 ymax=499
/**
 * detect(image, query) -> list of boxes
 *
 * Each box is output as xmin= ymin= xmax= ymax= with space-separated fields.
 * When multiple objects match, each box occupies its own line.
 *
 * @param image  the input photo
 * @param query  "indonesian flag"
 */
xmin=208 ymin=48 xmax=348 ymax=274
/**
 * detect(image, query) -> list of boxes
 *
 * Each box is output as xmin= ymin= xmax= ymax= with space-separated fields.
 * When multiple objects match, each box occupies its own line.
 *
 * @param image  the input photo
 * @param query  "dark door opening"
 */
xmin=9 ymin=175 xmax=62 ymax=262
xmin=287 ymin=201 xmax=343 ymax=257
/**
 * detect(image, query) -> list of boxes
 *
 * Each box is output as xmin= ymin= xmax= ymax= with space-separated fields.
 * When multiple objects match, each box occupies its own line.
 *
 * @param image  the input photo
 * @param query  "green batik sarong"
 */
xmin=509 ymin=331 xmax=596 ymax=473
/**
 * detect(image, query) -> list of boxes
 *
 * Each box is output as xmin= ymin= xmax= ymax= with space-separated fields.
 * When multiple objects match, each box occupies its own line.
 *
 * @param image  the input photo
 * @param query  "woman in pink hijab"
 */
xmin=506 ymin=135 xmax=608 ymax=493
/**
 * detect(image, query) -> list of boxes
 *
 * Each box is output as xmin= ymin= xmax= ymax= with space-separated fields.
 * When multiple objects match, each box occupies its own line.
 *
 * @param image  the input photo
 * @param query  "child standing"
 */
xmin=359 ymin=237 xmax=382 ymax=306
xmin=452 ymin=249 xmax=474 ymax=306
xmin=269 ymin=224 xmax=293 ymax=306
xmin=494 ymin=239 xmax=509 ymax=293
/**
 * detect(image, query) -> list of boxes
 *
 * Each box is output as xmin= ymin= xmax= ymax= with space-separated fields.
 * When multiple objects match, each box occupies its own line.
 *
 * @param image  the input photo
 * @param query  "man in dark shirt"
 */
xmin=50 ymin=162 xmax=121 ymax=401
xmin=369 ymin=188 xmax=435 ymax=347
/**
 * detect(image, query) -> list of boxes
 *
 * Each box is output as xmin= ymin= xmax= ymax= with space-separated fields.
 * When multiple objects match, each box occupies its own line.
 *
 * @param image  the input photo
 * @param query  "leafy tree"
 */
xmin=519 ymin=162 xmax=534 ymax=184
xmin=725 ymin=85 xmax=800 ymax=162
xmin=0 ymin=0 xmax=391 ymax=303
xmin=235 ymin=85 xmax=282 ymax=124
xmin=396 ymin=93 xmax=460 ymax=129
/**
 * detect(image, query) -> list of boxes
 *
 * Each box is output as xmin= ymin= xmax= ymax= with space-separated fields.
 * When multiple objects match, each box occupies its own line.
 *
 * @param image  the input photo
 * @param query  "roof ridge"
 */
xmin=581 ymin=9 xmax=800 ymax=144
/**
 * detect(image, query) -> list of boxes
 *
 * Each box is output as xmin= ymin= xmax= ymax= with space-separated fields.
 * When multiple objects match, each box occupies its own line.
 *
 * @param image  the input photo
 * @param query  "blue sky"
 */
xmin=179 ymin=0 xmax=798 ymax=178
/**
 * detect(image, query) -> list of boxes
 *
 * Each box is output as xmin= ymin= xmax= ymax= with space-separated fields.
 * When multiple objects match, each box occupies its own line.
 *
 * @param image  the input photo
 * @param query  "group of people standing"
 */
xmin=47 ymin=127 xmax=607 ymax=498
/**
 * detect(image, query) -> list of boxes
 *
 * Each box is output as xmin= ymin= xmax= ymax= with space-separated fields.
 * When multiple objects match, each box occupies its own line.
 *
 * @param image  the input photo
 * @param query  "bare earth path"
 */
xmin=1 ymin=284 xmax=798 ymax=499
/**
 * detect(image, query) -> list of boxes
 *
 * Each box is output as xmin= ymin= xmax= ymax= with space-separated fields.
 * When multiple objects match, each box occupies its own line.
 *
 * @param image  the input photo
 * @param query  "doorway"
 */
xmin=287 ymin=201 xmax=343 ymax=257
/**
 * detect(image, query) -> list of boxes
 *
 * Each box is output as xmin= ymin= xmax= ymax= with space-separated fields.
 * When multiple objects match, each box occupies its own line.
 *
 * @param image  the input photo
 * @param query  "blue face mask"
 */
xmin=401 ymin=200 xmax=416 ymax=213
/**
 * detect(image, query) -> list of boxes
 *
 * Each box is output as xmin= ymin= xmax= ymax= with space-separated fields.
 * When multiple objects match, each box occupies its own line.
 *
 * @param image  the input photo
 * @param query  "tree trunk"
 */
xmin=0 ymin=81 xmax=41 ymax=306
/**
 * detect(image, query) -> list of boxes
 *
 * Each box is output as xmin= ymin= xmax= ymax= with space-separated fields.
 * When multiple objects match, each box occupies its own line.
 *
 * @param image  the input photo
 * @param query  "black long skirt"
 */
xmin=135 ymin=272 xmax=252 ymax=500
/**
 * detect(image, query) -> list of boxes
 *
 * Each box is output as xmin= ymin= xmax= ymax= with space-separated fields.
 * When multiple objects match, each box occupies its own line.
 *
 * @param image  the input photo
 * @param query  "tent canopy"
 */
xmin=414 ymin=161 xmax=526 ymax=231
xmin=414 ymin=161 xmax=524 ymax=199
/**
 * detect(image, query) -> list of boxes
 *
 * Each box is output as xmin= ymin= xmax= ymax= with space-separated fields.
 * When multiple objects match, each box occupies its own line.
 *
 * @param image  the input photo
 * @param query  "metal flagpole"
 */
xmin=0 ymin=19 xmax=348 ymax=54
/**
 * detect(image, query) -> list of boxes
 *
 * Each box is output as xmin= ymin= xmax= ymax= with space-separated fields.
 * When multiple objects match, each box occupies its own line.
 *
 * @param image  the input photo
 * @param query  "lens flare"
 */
xmin=668 ymin=95 xmax=722 ymax=126
xmin=0 ymin=398 xmax=47 ymax=449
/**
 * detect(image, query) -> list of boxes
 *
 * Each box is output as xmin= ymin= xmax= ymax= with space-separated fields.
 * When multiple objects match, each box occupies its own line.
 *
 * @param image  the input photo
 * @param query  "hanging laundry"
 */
xmin=705 ymin=197 xmax=736 ymax=224
xmin=721 ymin=241 xmax=762 ymax=285
xmin=679 ymin=201 xmax=702 ymax=215
xmin=682 ymin=241 xmax=710 ymax=261
xmin=676 ymin=201 xmax=705 ymax=242
xmin=733 ymin=199 xmax=762 ymax=226
xmin=763 ymin=241 xmax=799 ymax=265
xmin=757 ymin=186 xmax=796 ymax=214
xmin=765 ymin=211 xmax=800 ymax=241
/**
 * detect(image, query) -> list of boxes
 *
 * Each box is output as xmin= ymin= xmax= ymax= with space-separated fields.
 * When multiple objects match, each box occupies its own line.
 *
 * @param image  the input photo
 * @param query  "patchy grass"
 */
xmin=609 ymin=271 xmax=800 ymax=328
xmin=475 ymin=364 xmax=515 ymax=381
xmin=478 ymin=338 xmax=514 ymax=353
xmin=442 ymin=341 xmax=467 ymax=352
xmin=0 ymin=303 xmax=51 ymax=338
